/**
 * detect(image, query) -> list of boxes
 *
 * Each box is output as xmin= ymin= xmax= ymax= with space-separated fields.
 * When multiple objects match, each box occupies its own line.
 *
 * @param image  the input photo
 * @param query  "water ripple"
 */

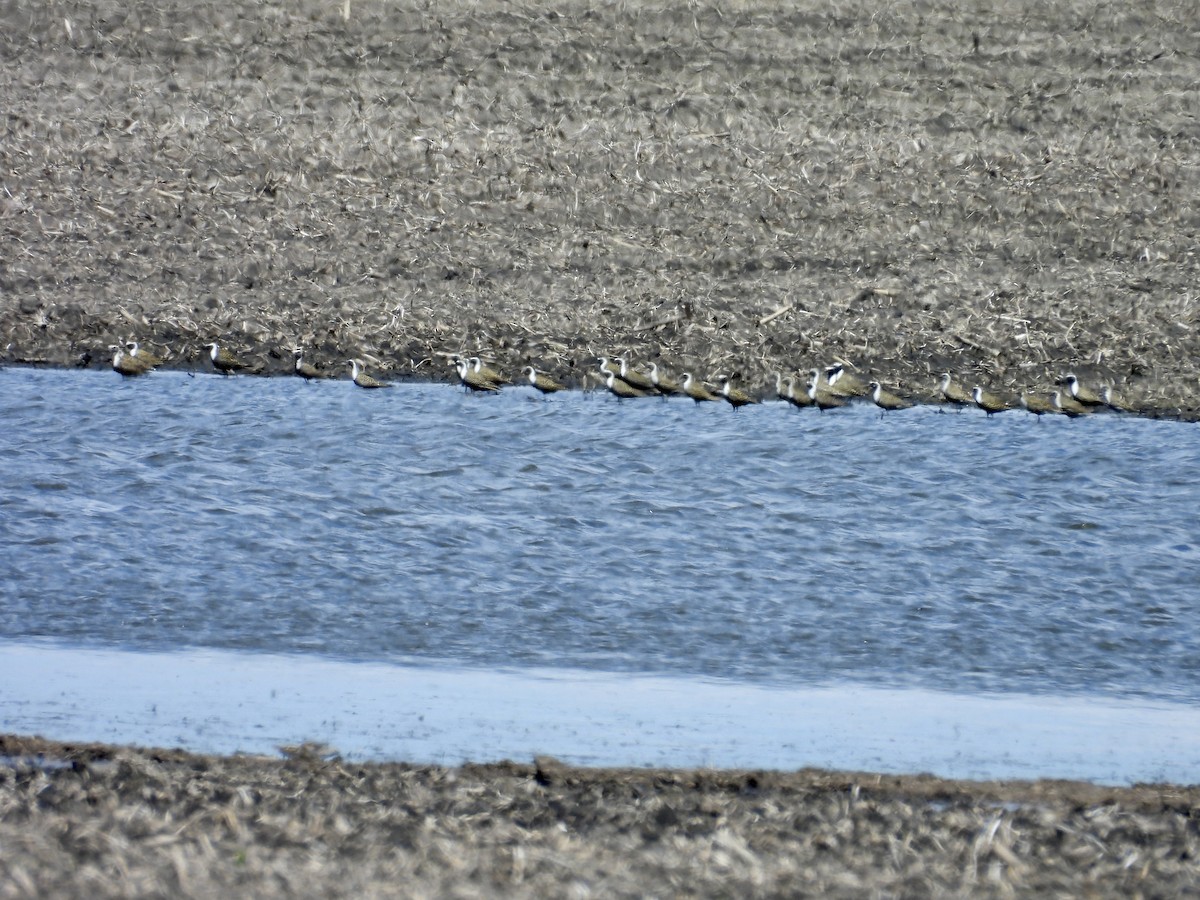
xmin=1 ymin=367 xmax=1198 ymax=702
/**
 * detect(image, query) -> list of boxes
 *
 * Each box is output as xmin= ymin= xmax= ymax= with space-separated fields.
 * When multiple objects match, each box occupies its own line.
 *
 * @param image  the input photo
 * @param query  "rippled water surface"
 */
xmin=3 ymin=367 xmax=1199 ymax=704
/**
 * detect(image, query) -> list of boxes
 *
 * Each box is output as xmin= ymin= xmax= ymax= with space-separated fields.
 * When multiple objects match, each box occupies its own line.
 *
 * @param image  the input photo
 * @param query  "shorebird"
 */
xmin=807 ymin=369 xmax=847 ymax=411
xmin=522 ymin=366 xmax=566 ymax=394
xmin=597 ymin=356 xmax=619 ymax=378
xmin=455 ymin=358 xmax=500 ymax=392
xmin=110 ymin=345 xmax=154 ymax=377
xmin=648 ymin=363 xmax=682 ymax=396
xmin=614 ymin=357 xmax=659 ymax=394
xmin=1019 ymin=391 xmax=1059 ymax=418
xmin=1101 ymin=385 xmax=1133 ymax=413
xmin=204 ymin=342 xmax=254 ymax=375
xmin=1061 ymin=373 xmax=1104 ymax=408
xmin=349 ymin=359 xmax=389 ymax=389
xmin=972 ymin=386 xmax=1016 ymax=416
xmin=469 ymin=357 xmax=509 ymax=387
xmin=1052 ymin=390 xmax=1092 ymax=418
xmin=937 ymin=373 xmax=974 ymax=409
xmin=824 ymin=364 xmax=871 ymax=398
xmin=291 ymin=349 xmax=326 ymax=381
xmin=717 ymin=375 xmax=759 ymax=408
xmin=680 ymin=372 xmax=719 ymax=403
xmin=782 ymin=376 xmax=815 ymax=409
xmin=602 ymin=369 xmax=651 ymax=400
xmin=774 ymin=373 xmax=791 ymax=402
xmin=868 ymin=381 xmax=914 ymax=415
xmin=124 ymin=341 xmax=163 ymax=368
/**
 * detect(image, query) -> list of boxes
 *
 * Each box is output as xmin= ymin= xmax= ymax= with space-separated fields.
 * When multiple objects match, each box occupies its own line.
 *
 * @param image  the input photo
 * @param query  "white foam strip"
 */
xmin=2 ymin=641 xmax=1197 ymax=785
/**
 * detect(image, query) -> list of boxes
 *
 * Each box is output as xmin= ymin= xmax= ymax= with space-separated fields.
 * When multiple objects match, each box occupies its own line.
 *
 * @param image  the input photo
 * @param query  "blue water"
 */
xmin=2 ymin=366 xmax=1198 ymax=703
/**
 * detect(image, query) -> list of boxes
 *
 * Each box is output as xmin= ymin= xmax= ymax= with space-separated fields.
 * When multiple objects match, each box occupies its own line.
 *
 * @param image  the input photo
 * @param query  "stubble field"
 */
xmin=1 ymin=0 xmax=1198 ymax=413
xmin=2 ymin=1 xmax=1199 ymax=895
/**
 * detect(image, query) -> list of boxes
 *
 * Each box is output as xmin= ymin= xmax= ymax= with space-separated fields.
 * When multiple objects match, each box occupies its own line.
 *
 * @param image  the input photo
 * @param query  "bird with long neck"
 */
xmin=937 ymin=373 xmax=973 ymax=409
xmin=523 ymin=366 xmax=565 ymax=394
xmin=470 ymin=357 xmax=510 ymax=386
xmin=717 ymin=375 xmax=759 ymax=409
xmin=204 ymin=342 xmax=253 ymax=375
xmin=1101 ymin=385 xmax=1132 ymax=413
xmin=602 ymin=369 xmax=650 ymax=400
xmin=291 ymin=349 xmax=325 ymax=381
xmin=824 ymin=364 xmax=870 ymax=398
xmin=1061 ymin=373 xmax=1104 ymax=407
xmin=868 ymin=381 xmax=914 ymax=415
xmin=648 ymin=363 xmax=682 ymax=396
xmin=783 ymin=376 xmax=814 ymax=408
xmin=124 ymin=341 xmax=163 ymax=368
xmin=349 ymin=359 xmax=389 ymax=388
xmin=1052 ymin=390 xmax=1091 ymax=418
xmin=807 ymin=369 xmax=846 ymax=411
xmin=681 ymin=372 xmax=719 ymax=403
xmin=455 ymin=358 xmax=500 ymax=392
xmin=972 ymin=386 xmax=1016 ymax=416
xmin=774 ymin=373 xmax=792 ymax=402
xmin=614 ymin=357 xmax=659 ymax=394
xmin=1019 ymin=391 xmax=1058 ymax=418
xmin=110 ymin=345 xmax=154 ymax=377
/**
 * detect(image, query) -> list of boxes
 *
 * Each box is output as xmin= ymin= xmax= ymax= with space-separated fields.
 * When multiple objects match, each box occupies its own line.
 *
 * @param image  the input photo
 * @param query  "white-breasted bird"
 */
xmin=111 ymin=345 xmax=154 ymax=377
xmin=807 ymin=369 xmax=846 ymax=411
xmin=717 ymin=374 xmax=759 ymax=408
xmin=124 ymin=341 xmax=163 ymax=368
xmin=824 ymin=364 xmax=870 ymax=398
xmin=204 ymin=342 xmax=255 ymax=375
xmin=614 ymin=357 xmax=659 ymax=394
xmin=1061 ymin=373 xmax=1104 ymax=408
xmin=602 ymin=369 xmax=651 ymax=400
xmin=523 ymin=366 xmax=566 ymax=394
xmin=681 ymin=372 xmax=719 ymax=403
xmin=469 ymin=356 xmax=510 ymax=387
xmin=349 ymin=359 xmax=389 ymax=389
xmin=868 ymin=381 xmax=914 ymax=414
xmin=291 ymin=349 xmax=326 ymax=381
xmin=1101 ymin=385 xmax=1133 ymax=413
xmin=783 ymin=376 xmax=814 ymax=408
xmin=455 ymin=358 xmax=500 ymax=393
xmin=937 ymin=373 xmax=974 ymax=409
xmin=972 ymin=386 xmax=1016 ymax=416
xmin=648 ymin=363 xmax=683 ymax=396
xmin=1051 ymin=390 xmax=1091 ymax=418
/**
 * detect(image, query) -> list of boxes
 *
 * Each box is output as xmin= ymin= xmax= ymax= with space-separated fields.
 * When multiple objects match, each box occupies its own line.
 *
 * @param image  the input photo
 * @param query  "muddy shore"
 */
xmin=4 ymin=1 xmax=1199 ymax=893
xmin=2 ymin=0 xmax=1199 ymax=416
xmin=2 ymin=734 xmax=1197 ymax=898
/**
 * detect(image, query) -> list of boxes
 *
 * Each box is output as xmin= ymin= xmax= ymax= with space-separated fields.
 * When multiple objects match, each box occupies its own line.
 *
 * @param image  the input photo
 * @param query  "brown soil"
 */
xmin=1 ymin=0 xmax=1199 ymax=417
xmin=2 ymin=734 xmax=1197 ymax=898
xmin=3 ymin=2 xmax=1199 ymax=889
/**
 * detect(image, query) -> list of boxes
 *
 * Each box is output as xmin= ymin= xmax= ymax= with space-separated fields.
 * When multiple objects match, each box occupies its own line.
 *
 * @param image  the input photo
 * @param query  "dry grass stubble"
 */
xmin=3 ymin=3 xmax=1200 ymax=889
xmin=1 ymin=736 xmax=1198 ymax=898
xmin=0 ymin=0 xmax=1198 ymax=415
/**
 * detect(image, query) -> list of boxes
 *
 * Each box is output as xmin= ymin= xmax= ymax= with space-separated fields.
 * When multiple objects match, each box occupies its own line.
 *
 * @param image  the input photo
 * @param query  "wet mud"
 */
xmin=1 ymin=0 xmax=1199 ymax=418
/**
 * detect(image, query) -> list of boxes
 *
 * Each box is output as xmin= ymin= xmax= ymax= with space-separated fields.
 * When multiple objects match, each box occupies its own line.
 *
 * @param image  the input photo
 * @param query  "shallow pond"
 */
xmin=2 ymin=367 xmax=1197 ymax=782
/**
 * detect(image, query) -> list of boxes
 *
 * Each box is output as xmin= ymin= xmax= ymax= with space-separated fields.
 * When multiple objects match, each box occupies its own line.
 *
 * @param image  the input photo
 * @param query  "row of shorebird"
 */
xmin=454 ymin=353 xmax=1129 ymax=418
xmin=110 ymin=341 xmax=1132 ymax=417
xmin=112 ymin=340 xmax=402 ymax=388
xmin=576 ymin=355 xmax=1128 ymax=420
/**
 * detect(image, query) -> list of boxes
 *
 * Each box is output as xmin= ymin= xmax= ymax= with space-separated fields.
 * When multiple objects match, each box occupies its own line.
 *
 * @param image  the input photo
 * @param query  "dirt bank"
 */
xmin=1 ymin=0 xmax=1199 ymax=416
xmin=1 ymin=734 xmax=1197 ymax=898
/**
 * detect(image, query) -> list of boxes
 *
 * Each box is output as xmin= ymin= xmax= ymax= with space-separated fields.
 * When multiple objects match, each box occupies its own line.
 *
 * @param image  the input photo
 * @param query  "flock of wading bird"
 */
xmin=109 ymin=340 xmax=1140 ymax=420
